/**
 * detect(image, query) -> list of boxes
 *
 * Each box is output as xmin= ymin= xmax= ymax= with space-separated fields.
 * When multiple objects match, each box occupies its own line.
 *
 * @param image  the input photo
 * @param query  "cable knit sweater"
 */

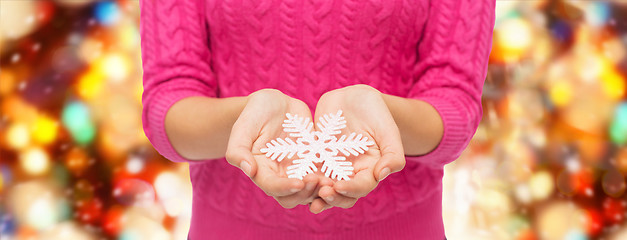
xmin=140 ymin=0 xmax=495 ymax=239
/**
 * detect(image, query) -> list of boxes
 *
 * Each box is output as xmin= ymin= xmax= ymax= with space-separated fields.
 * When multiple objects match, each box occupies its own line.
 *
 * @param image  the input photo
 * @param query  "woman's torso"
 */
xmin=205 ymin=0 xmax=429 ymax=109
xmin=188 ymin=0 xmax=446 ymax=237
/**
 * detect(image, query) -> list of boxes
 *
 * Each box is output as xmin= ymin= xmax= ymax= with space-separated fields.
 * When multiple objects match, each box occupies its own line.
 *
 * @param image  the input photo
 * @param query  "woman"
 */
xmin=140 ymin=0 xmax=495 ymax=239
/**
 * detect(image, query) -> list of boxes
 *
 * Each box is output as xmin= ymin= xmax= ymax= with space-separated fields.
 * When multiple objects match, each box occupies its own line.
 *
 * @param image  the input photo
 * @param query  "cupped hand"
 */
xmin=309 ymin=84 xmax=406 ymax=213
xmin=225 ymin=89 xmax=329 ymax=209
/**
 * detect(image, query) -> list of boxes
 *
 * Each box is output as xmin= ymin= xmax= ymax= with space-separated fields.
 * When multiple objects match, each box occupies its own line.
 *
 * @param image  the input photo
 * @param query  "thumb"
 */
xmin=226 ymin=145 xmax=258 ymax=178
xmin=372 ymin=115 xmax=405 ymax=182
xmin=373 ymin=151 xmax=405 ymax=182
xmin=225 ymin=119 xmax=259 ymax=178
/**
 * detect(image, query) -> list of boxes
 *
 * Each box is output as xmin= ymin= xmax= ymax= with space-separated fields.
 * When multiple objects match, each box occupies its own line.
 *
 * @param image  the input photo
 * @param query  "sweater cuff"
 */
xmin=404 ymin=94 xmax=472 ymax=169
xmin=145 ymin=82 xmax=215 ymax=163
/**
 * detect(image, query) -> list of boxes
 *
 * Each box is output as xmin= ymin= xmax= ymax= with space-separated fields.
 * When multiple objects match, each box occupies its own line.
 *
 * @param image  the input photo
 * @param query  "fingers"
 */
xmin=324 ymin=150 xmax=404 ymax=209
xmin=255 ymin=164 xmax=304 ymax=197
xmin=318 ymin=175 xmax=335 ymax=187
xmin=309 ymin=198 xmax=333 ymax=214
xmin=307 ymin=176 xmax=335 ymax=213
xmin=333 ymin=169 xmax=378 ymax=199
xmin=318 ymin=185 xmax=358 ymax=209
xmin=274 ymin=174 xmax=319 ymax=208
xmin=227 ymin=114 xmax=304 ymax=198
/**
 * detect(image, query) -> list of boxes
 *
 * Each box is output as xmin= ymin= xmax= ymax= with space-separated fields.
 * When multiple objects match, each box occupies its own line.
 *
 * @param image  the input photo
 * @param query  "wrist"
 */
xmin=165 ymin=96 xmax=248 ymax=160
xmin=381 ymin=94 xmax=444 ymax=156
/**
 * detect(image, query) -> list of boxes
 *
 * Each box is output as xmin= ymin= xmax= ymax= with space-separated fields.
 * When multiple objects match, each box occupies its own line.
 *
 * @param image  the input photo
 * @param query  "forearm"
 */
xmin=381 ymin=94 xmax=443 ymax=156
xmin=165 ymin=96 xmax=248 ymax=160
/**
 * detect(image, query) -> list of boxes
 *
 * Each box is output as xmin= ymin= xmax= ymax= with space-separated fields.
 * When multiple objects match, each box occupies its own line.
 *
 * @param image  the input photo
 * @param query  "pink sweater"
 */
xmin=140 ymin=0 xmax=495 ymax=239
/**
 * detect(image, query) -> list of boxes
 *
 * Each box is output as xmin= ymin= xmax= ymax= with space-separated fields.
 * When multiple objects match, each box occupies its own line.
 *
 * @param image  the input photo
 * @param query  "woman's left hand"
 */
xmin=309 ymin=84 xmax=406 ymax=214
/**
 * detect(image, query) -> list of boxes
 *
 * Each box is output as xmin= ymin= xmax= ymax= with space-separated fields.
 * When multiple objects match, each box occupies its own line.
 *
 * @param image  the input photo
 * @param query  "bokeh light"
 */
xmin=536 ymin=202 xmax=586 ymax=240
xmin=529 ymin=170 xmax=554 ymax=201
xmin=154 ymin=171 xmax=192 ymax=217
xmin=0 ymin=1 xmax=38 ymax=41
xmin=6 ymin=123 xmax=30 ymax=150
xmin=602 ymin=169 xmax=626 ymax=198
xmin=600 ymin=58 xmax=625 ymax=100
xmin=583 ymin=2 xmax=611 ymax=27
xmin=77 ymin=67 xmax=105 ymax=100
xmin=610 ymin=102 xmax=627 ymax=145
xmin=492 ymin=18 xmax=533 ymax=62
xmin=19 ymin=147 xmax=50 ymax=176
xmin=64 ymin=147 xmax=89 ymax=176
xmin=98 ymin=53 xmax=131 ymax=83
xmin=94 ymin=1 xmax=121 ymax=26
xmin=549 ymin=80 xmax=573 ymax=107
xmin=31 ymin=114 xmax=59 ymax=145
xmin=126 ymin=156 xmax=144 ymax=174
xmin=113 ymin=178 xmax=156 ymax=206
xmin=8 ymin=181 xmax=69 ymax=231
xmin=61 ymin=101 xmax=95 ymax=145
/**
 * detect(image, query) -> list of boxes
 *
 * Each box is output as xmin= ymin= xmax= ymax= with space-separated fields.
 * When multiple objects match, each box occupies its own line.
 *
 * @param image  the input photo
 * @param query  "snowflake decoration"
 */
xmin=260 ymin=110 xmax=374 ymax=180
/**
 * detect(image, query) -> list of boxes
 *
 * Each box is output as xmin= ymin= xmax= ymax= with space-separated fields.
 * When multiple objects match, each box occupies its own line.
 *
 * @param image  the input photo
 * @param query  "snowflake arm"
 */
xmin=286 ymin=158 xmax=318 ymax=180
xmin=260 ymin=113 xmax=314 ymax=162
xmin=331 ymin=132 xmax=375 ymax=157
xmin=320 ymin=156 xmax=354 ymax=181
xmin=316 ymin=110 xmax=346 ymax=137
xmin=259 ymin=138 xmax=299 ymax=162
xmin=282 ymin=113 xmax=314 ymax=140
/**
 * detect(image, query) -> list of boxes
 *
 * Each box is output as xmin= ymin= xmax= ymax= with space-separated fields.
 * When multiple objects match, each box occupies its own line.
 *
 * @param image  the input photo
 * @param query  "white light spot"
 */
xmin=18 ymin=81 xmax=27 ymax=91
xmin=11 ymin=54 xmax=21 ymax=63
xmin=126 ymin=156 xmax=144 ymax=174
xmin=113 ymin=188 xmax=121 ymax=196
xmin=20 ymin=147 xmax=50 ymax=175
xmin=566 ymin=156 xmax=580 ymax=172
xmin=68 ymin=33 xmax=81 ymax=45
xmin=25 ymin=15 xmax=34 ymax=25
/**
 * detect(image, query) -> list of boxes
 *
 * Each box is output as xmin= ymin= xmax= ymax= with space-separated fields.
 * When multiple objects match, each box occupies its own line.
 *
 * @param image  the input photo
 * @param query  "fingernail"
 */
xmin=324 ymin=196 xmax=334 ymax=202
xmin=290 ymin=188 xmax=300 ymax=193
xmin=306 ymin=182 xmax=316 ymax=191
xmin=240 ymin=161 xmax=251 ymax=177
xmin=379 ymin=168 xmax=391 ymax=181
xmin=338 ymin=190 xmax=347 ymax=195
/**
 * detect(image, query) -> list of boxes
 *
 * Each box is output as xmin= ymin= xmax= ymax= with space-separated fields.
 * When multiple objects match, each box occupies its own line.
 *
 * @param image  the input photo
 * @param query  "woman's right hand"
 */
xmin=225 ymin=89 xmax=325 ymax=208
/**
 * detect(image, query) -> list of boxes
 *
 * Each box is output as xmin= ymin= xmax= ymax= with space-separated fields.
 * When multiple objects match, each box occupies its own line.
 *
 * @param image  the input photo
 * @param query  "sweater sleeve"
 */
xmin=140 ymin=0 xmax=217 ymax=162
xmin=404 ymin=0 xmax=495 ymax=168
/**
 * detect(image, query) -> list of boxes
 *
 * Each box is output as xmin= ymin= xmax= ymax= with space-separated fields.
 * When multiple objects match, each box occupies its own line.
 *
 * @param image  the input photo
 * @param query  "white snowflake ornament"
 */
xmin=260 ymin=110 xmax=374 ymax=180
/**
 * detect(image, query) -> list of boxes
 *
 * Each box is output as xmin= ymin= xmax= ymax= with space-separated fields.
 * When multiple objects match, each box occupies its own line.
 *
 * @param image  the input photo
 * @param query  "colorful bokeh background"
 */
xmin=1 ymin=0 xmax=627 ymax=239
